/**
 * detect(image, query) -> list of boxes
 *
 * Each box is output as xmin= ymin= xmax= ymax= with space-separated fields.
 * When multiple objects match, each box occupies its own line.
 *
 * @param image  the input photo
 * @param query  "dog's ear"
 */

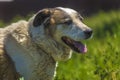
xmin=33 ymin=8 xmax=53 ymax=27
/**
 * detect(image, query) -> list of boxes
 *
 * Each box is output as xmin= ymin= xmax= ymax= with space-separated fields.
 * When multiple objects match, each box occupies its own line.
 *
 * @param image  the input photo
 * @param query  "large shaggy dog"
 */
xmin=0 ymin=7 xmax=92 ymax=80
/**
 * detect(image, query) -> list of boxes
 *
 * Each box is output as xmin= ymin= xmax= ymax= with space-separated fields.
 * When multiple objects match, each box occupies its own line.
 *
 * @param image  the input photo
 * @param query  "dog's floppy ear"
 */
xmin=33 ymin=8 xmax=53 ymax=27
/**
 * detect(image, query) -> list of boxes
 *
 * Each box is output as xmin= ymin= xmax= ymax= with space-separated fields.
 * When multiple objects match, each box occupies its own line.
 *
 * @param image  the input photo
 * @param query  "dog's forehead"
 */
xmin=50 ymin=7 xmax=79 ymax=24
xmin=56 ymin=7 xmax=78 ymax=17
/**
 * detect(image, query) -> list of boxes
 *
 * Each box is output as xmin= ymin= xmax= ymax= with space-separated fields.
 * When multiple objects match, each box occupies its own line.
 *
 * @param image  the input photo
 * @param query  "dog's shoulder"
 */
xmin=5 ymin=20 xmax=28 ymax=34
xmin=5 ymin=20 xmax=29 ymax=44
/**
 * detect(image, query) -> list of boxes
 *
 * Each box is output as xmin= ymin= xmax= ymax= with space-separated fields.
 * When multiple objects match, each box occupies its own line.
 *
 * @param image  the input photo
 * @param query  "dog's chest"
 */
xmin=5 ymin=36 xmax=57 ymax=80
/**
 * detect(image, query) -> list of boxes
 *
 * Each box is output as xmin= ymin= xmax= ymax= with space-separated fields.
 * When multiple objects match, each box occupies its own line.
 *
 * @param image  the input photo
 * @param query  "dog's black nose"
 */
xmin=84 ymin=30 xmax=93 ymax=39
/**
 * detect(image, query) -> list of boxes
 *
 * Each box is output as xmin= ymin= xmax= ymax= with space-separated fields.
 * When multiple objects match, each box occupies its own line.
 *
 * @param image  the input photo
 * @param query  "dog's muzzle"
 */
xmin=61 ymin=29 xmax=93 ymax=54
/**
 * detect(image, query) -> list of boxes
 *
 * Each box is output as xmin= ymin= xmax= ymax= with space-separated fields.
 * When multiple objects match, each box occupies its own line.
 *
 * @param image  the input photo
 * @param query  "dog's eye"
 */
xmin=64 ymin=19 xmax=72 ymax=25
xmin=78 ymin=14 xmax=83 ymax=21
xmin=79 ymin=17 xmax=83 ymax=21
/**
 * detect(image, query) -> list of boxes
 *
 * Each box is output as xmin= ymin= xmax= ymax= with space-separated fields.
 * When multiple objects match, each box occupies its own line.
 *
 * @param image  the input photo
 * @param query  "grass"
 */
xmin=0 ymin=10 xmax=120 ymax=80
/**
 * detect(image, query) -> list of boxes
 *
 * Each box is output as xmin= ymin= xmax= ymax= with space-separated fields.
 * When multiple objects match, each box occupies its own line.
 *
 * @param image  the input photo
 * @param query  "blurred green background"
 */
xmin=0 ymin=0 xmax=120 ymax=80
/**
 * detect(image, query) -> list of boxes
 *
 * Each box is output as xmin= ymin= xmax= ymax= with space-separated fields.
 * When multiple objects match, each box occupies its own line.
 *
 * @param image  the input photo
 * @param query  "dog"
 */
xmin=0 ymin=7 xmax=92 ymax=80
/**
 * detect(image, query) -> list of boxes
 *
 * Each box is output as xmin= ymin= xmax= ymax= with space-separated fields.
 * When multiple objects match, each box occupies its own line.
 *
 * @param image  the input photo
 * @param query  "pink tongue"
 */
xmin=74 ymin=42 xmax=87 ymax=53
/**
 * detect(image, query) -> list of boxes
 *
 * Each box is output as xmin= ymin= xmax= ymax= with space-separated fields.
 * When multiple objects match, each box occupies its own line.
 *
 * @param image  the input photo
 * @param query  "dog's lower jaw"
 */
xmin=33 ymin=36 xmax=72 ymax=61
xmin=52 ymin=48 xmax=72 ymax=61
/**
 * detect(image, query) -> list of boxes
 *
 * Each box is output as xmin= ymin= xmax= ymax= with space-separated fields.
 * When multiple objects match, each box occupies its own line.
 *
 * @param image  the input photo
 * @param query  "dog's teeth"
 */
xmin=85 ymin=44 xmax=86 ymax=47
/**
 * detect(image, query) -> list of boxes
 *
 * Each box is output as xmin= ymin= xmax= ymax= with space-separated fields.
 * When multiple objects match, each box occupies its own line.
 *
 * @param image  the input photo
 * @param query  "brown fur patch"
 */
xmin=52 ymin=9 xmax=71 ymax=24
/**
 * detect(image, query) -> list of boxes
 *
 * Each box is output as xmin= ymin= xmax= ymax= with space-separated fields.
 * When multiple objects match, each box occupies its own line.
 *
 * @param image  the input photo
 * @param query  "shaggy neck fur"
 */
xmin=4 ymin=21 xmax=57 ymax=80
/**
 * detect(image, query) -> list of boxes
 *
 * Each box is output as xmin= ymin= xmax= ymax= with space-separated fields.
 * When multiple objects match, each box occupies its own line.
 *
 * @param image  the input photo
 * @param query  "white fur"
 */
xmin=57 ymin=7 xmax=77 ymax=15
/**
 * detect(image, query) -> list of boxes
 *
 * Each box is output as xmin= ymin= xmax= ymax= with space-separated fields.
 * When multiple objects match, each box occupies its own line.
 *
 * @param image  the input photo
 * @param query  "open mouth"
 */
xmin=61 ymin=36 xmax=87 ymax=53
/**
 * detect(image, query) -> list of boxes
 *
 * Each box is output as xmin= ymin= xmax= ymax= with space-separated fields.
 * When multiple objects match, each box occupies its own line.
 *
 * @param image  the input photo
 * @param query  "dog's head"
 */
xmin=28 ymin=7 xmax=93 ymax=61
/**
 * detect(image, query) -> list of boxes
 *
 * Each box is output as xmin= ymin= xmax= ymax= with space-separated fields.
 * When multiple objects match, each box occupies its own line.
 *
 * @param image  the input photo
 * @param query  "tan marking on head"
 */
xmin=0 ymin=49 xmax=4 ymax=54
xmin=43 ymin=9 xmax=50 ymax=14
xmin=0 ymin=45 xmax=3 ymax=49
xmin=50 ymin=9 xmax=70 ymax=24
xmin=50 ymin=18 xmax=55 ymax=25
